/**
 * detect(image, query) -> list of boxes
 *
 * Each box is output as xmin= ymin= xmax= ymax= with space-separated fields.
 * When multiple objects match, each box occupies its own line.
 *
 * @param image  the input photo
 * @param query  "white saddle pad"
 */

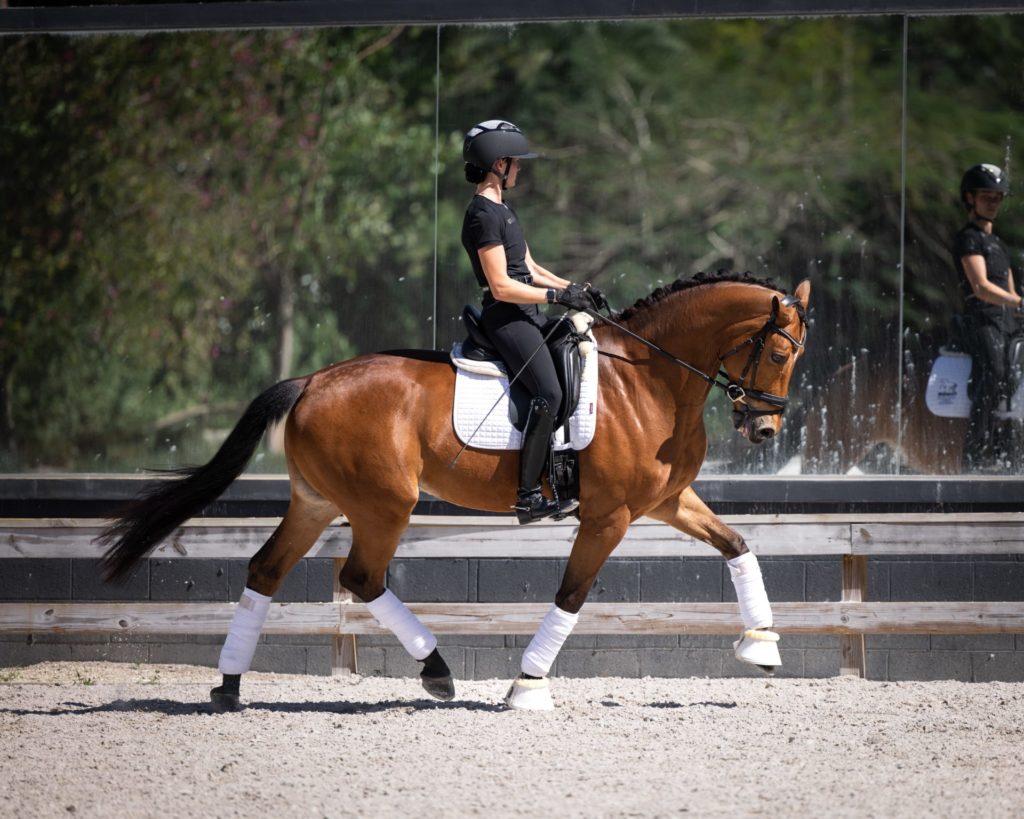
xmin=450 ymin=338 xmax=599 ymax=452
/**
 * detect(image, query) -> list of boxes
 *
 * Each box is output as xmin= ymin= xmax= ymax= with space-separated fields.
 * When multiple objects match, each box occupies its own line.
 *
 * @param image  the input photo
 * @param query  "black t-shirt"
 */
xmin=461 ymin=195 xmax=532 ymax=289
xmin=953 ymin=222 xmax=1012 ymax=298
xmin=952 ymin=222 xmax=1018 ymax=331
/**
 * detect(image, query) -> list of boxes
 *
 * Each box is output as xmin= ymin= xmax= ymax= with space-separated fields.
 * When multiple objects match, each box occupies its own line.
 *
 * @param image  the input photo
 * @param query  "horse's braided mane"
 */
xmin=613 ymin=270 xmax=781 ymax=322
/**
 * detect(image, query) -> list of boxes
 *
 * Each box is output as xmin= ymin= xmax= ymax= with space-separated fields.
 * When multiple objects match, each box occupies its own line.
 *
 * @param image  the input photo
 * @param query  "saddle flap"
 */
xmin=546 ymin=319 xmax=584 ymax=429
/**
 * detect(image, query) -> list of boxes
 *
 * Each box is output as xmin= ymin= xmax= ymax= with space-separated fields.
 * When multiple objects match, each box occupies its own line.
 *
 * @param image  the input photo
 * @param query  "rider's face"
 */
xmin=970 ymin=190 xmax=1004 ymax=220
xmin=497 ymin=157 xmax=520 ymax=188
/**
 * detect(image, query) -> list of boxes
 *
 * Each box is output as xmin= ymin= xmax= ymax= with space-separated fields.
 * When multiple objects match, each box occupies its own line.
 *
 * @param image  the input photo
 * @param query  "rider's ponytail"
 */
xmin=464 ymin=163 xmax=487 ymax=184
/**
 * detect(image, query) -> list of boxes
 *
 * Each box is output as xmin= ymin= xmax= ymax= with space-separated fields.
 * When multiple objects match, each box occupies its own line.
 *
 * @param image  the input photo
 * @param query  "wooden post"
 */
xmin=331 ymin=558 xmax=358 ymax=674
xmin=839 ymin=554 xmax=868 ymax=677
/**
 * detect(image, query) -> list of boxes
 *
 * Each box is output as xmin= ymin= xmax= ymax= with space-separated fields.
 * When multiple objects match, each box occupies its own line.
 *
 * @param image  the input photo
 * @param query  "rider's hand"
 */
xmin=554 ymin=283 xmax=594 ymax=312
xmin=586 ymin=286 xmax=609 ymax=311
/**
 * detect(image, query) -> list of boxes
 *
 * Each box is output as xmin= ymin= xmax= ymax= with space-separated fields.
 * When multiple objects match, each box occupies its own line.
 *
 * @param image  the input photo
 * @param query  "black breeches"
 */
xmin=966 ymin=323 xmax=1014 ymax=467
xmin=481 ymin=305 xmax=563 ymax=411
xmin=969 ymin=324 xmax=1012 ymax=409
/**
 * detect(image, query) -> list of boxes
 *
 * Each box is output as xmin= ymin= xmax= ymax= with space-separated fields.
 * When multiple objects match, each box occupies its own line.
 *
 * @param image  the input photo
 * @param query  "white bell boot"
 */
xmin=733 ymin=628 xmax=782 ymax=671
xmin=504 ymin=675 xmax=555 ymax=711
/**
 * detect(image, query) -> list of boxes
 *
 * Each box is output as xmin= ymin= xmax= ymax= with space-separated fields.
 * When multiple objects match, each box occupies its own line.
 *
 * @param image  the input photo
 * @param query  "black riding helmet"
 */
xmin=961 ymin=163 xmax=1010 ymax=207
xmin=463 ymin=120 xmax=538 ymax=188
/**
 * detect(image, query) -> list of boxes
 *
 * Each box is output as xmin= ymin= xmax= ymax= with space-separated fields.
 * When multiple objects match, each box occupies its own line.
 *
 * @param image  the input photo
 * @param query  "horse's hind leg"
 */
xmin=648 ymin=486 xmax=781 ymax=673
xmin=337 ymin=505 xmax=455 ymax=702
xmin=210 ymin=488 xmax=338 ymax=712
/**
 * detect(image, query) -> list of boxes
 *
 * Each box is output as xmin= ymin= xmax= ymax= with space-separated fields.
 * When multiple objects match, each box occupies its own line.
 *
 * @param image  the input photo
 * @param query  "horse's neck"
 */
xmin=629 ymin=284 xmax=769 ymax=372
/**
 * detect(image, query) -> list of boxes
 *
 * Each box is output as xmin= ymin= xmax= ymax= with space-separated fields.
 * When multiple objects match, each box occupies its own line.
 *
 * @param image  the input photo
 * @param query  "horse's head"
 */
xmin=719 ymin=279 xmax=810 ymax=444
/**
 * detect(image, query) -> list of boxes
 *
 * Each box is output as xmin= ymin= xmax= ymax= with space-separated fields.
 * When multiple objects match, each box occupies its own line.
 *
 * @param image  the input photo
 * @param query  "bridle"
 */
xmin=717 ymin=294 xmax=807 ymax=430
xmin=590 ymin=293 xmax=807 ymax=429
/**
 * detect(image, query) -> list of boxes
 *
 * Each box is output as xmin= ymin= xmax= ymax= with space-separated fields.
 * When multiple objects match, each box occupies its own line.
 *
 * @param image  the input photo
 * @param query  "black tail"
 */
xmin=98 ymin=378 xmax=307 ymax=582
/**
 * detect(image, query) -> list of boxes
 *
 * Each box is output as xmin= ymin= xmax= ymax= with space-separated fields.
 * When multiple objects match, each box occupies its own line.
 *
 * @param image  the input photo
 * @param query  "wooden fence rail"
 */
xmin=2 ymin=513 xmax=1023 ymax=678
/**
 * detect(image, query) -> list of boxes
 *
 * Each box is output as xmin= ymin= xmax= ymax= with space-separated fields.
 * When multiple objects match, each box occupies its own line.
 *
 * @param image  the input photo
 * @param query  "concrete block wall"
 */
xmin=3 ymin=554 xmax=1023 ymax=681
xmin=0 ymin=558 xmax=336 ymax=675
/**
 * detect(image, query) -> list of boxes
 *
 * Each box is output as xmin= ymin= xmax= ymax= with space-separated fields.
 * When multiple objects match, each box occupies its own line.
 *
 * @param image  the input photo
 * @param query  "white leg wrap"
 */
xmin=727 ymin=552 xmax=773 ymax=630
xmin=218 ymin=588 xmax=272 ymax=675
xmin=521 ymin=604 xmax=579 ymax=678
xmin=365 ymin=589 xmax=437 ymax=661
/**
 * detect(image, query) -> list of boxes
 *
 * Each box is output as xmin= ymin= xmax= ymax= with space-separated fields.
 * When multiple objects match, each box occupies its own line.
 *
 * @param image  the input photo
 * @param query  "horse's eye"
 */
xmin=770 ymin=352 xmax=788 ymax=365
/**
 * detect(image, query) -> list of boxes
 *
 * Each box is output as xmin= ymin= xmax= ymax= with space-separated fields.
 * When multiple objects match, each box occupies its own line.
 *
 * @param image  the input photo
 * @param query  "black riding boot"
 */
xmin=515 ymin=397 xmax=579 ymax=525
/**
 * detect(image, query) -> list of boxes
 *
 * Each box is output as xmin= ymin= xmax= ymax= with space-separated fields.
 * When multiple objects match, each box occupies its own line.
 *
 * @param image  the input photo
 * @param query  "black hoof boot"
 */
xmin=419 ymin=648 xmax=455 ymax=702
xmin=514 ymin=490 xmax=579 ymax=525
xmin=210 ymin=673 xmax=243 ymax=712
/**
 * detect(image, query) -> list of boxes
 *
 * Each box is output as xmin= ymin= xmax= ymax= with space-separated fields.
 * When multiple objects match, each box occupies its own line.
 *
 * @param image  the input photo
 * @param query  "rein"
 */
xmin=587 ymin=293 xmax=806 ymax=423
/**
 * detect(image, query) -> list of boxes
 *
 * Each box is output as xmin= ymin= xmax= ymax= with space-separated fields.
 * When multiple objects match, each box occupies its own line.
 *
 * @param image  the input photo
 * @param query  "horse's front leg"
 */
xmin=505 ymin=507 xmax=632 ymax=710
xmin=648 ymin=486 xmax=781 ymax=674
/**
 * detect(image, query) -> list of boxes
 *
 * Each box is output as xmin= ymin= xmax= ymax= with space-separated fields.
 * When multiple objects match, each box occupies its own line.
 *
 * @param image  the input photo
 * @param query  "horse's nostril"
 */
xmin=757 ymin=426 xmax=775 ymax=441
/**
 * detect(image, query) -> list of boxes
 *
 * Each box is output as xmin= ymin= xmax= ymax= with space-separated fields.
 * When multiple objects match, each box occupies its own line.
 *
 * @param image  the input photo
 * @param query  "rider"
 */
xmin=952 ymin=163 xmax=1024 ymax=470
xmin=460 ymin=119 xmax=600 ymax=524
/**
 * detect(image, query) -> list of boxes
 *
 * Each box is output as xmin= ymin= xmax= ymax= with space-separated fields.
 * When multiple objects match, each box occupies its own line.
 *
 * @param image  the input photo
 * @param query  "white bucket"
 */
xmin=925 ymin=351 xmax=972 ymax=419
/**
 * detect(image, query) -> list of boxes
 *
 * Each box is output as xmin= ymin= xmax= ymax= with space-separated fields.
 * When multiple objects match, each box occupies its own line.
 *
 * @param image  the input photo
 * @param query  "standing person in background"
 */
xmin=952 ymin=163 xmax=1024 ymax=471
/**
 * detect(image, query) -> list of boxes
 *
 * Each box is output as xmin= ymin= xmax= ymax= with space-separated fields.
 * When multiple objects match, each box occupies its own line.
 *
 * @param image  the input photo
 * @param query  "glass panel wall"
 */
xmin=437 ymin=18 xmax=904 ymax=475
xmin=0 ymin=28 xmax=440 ymax=472
xmin=1 ymin=14 xmax=1020 ymax=476
xmin=903 ymin=15 xmax=1024 ymax=474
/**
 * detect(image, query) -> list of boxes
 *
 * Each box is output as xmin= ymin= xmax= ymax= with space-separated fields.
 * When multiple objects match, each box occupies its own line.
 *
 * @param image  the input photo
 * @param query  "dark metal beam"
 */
xmin=2 ymin=475 xmax=1022 ymax=516
xmin=2 ymin=0 xmax=1024 ymax=35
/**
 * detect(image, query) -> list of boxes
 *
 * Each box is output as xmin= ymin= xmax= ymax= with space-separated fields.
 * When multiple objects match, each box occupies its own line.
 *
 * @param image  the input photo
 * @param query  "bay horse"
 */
xmin=100 ymin=271 xmax=811 ymax=711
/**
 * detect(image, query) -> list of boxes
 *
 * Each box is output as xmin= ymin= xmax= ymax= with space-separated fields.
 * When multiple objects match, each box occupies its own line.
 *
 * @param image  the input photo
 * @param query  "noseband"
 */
xmin=590 ymin=293 xmax=807 ymax=427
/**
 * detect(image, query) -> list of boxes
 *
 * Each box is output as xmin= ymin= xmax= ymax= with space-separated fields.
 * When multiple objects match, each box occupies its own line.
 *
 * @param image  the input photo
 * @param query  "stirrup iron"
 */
xmin=514 ymin=490 xmax=577 ymax=525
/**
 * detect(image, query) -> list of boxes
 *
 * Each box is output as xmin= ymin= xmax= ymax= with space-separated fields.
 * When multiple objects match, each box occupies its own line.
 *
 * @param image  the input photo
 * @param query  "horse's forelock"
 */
xmin=613 ymin=270 xmax=781 ymax=323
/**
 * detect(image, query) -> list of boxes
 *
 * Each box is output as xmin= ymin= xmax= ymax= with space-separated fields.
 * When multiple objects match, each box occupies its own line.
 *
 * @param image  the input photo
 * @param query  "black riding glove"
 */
xmin=553 ymin=282 xmax=594 ymax=312
xmin=586 ymin=286 xmax=609 ymax=311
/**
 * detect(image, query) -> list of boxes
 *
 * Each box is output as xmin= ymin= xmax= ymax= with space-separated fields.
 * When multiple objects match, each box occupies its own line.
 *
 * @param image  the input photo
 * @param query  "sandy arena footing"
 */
xmin=1 ymin=662 xmax=1022 ymax=818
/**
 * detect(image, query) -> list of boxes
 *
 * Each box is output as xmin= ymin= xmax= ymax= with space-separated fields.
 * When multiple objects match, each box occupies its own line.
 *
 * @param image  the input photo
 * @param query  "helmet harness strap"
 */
xmin=498 ymin=157 xmax=512 ymax=190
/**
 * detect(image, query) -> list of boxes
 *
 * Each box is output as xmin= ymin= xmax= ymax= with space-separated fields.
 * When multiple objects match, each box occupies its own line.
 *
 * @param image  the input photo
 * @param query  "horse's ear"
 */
xmin=794 ymin=279 xmax=811 ymax=306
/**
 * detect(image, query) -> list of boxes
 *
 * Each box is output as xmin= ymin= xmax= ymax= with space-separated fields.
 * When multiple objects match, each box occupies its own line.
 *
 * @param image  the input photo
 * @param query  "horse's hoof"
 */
xmin=733 ymin=629 xmax=782 ymax=671
xmin=420 ymin=673 xmax=456 ymax=702
xmin=419 ymin=648 xmax=455 ymax=701
xmin=210 ymin=686 xmax=243 ymax=713
xmin=504 ymin=675 xmax=554 ymax=711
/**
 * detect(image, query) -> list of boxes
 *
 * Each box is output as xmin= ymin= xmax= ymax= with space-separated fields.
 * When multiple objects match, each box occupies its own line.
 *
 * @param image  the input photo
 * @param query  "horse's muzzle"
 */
xmin=733 ymin=409 xmax=778 ymax=444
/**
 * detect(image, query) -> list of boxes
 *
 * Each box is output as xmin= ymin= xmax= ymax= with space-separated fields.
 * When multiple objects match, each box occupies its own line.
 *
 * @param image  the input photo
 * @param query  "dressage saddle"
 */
xmin=459 ymin=304 xmax=585 ymax=435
